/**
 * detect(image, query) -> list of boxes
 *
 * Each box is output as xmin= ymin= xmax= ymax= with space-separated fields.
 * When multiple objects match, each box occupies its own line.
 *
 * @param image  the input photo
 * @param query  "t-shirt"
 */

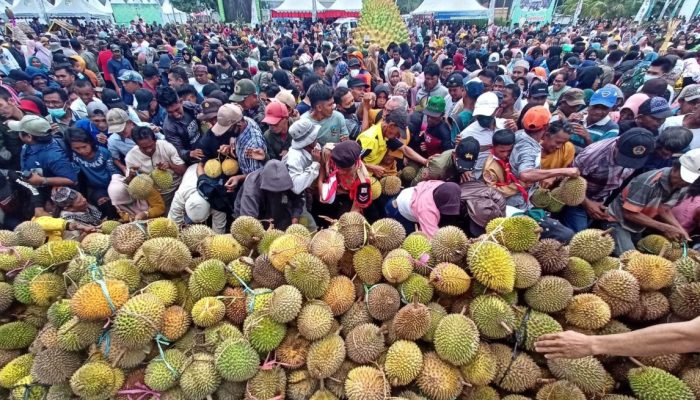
xmin=125 ymin=140 xmax=185 ymax=197
xmin=300 ymin=111 xmax=349 ymax=146
xmin=356 ymin=123 xmax=404 ymax=166
xmin=660 ymin=115 xmax=700 ymax=151
xmin=72 ymin=146 xmax=119 ymax=189
xmin=570 ymin=115 xmax=619 ymax=148
xmin=508 ymin=131 xmax=542 ymax=209
xmin=541 ymin=142 xmax=575 ymax=169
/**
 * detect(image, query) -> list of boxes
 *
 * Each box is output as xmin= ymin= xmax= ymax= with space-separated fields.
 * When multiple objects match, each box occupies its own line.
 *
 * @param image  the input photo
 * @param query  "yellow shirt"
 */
xmin=357 ymin=123 xmax=387 ymax=166
xmin=541 ymin=142 xmax=575 ymax=170
xmin=33 ymin=216 xmax=67 ymax=242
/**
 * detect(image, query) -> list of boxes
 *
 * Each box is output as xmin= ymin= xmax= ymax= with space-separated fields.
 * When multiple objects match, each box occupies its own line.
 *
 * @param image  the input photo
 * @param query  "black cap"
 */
xmin=529 ymin=82 xmax=548 ymax=98
xmin=347 ymin=58 xmax=361 ymax=68
xmin=134 ymin=89 xmax=154 ymax=112
xmin=638 ymin=97 xmax=673 ymax=119
xmin=347 ymin=78 xmax=369 ymax=88
xmin=7 ymin=69 xmax=30 ymax=82
xmin=455 ymin=136 xmax=480 ymax=172
xmin=445 ymin=73 xmax=463 ymax=88
xmin=101 ymin=88 xmax=127 ymax=110
xmin=565 ymin=56 xmax=580 ymax=67
xmin=142 ymin=64 xmax=159 ymax=79
xmin=615 ymin=128 xmax=656 ymax=169
xmin=441 ymin=58 xmax=454 ymax=68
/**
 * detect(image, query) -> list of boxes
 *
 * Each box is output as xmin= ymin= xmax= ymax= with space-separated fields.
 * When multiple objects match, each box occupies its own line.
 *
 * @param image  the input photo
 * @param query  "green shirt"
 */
xmin=264 ymin=128 xmax=292 ymax=160
xmin=412 ymin=149 xmax=458 ymax=186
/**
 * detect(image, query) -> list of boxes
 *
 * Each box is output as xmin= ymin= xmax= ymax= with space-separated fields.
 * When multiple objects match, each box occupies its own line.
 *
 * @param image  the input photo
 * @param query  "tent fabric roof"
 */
xmin=411 ymin=0 xmax=488 ymax=18
xmin=10 ymin=0 xmax=52 ymax=17
xmin=324 ymin=0 xmax=360 ymax=17
xmin=47 ymin=0 xmax=112 ymax=18
xmin=161 ymin=0 xmax=187 ymax=23
xmin=271 ymin=0 xmax=327 ymax=18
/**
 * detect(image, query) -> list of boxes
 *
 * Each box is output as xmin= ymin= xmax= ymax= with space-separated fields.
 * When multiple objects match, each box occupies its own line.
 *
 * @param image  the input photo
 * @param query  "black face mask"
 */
xmin=477 ymin=115 xmax=494 ymax=128
xmin=343 ymin=104 xmax=357 ymax=114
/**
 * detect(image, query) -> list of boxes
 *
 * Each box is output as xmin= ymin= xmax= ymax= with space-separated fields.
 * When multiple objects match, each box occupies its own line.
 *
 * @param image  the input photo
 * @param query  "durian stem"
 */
xmin=184 ymin=267 xmax=194 ymax=274
xmin=111 ymin=349 xmax=125 ymax=367
xmin=658 ymin=246 xmax=668 ymax=258
xmin=499 ymin=321 xmax=513 ymax=334
xmin=537 ymin=378 xmax=556 ymax=384
xmin=629 ymin=357 xmax=645 ymax=367
xmin=602 ymin=227 xmax=615 ymax=236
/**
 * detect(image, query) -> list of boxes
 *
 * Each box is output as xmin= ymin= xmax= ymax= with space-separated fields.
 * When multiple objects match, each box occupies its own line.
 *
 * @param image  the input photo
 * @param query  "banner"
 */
xmin=572 ymin=0 xmax=583 ymax=26
xmin=634 ymin=0 xmax=652 ymax=21
xmin=509 ymin=0 xmax=556 ymax=27
xmin=488 ymin=0 xmax=496 ymax=25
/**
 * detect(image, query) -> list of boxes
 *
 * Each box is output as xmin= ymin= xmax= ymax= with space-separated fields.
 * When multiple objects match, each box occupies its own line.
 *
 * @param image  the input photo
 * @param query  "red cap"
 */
xmin=18 ymin=99 xmax=41 ymax=115
xmin=522 ymin=106 xmax=551 ymax=131
xmin=261 ymin=100 xmax=289 ymax=125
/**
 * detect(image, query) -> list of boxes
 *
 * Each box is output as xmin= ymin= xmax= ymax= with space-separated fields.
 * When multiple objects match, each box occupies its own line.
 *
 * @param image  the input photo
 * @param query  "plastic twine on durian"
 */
xmin=117 ymin=382 xmax=161 ymax=400
xmin=88 ymin=263 xmax=117 ymax=314
xmin=154 ymin=333 xmax=179 ymax=378
xmin=498 ymin=307 xmax=531 ymax=387
xmin=97 ymin=318 xmax=112 ymax=358
xmin=363 ymin=284 xmax=374 ymax=303
xmin=683 ymin=241 xmax=688 ymax=258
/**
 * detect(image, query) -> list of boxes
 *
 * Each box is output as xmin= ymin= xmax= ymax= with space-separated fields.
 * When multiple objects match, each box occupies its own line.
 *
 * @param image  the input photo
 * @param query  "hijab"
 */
xmin=333 ymin=61 xmax=349 ymax=87
xmin=27 ymin=56 xmax=49 ymax=73
xmin=575 ymin=66 xmax=602 ymax=90
xmin=546 ymin=45 xmax=562 ymax=72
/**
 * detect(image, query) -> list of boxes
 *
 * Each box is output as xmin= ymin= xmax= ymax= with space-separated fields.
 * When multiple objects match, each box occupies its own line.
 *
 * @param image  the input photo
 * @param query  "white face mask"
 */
xmin=643 ymin=74 xmax=656 ymax=82
xmin=350 ymin=69 xmax=360 ymax=78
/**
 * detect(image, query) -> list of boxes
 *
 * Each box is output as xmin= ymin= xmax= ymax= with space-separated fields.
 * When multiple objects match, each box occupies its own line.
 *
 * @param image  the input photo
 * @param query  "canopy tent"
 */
xmin=46 ymin=0 xmax=112 ymax=19
xmin=10 ymin=0 xmax=52 ymax=18
xmin=411 ymin=0 xmax=488 ymax=19
xmin=91 ymin=0 xmax=113 ymax=16
xmin=271 ymin=0 xmax=327 ymax=19
xmin=161 ymin=0 xmax=188 ymax=23
xmin=324 ymin=0 xmax=361 ymax=18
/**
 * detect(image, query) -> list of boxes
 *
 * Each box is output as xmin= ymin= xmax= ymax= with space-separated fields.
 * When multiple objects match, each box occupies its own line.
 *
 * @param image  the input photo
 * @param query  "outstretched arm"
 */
xmin=535 ymin=316 xmax=700 ymax=359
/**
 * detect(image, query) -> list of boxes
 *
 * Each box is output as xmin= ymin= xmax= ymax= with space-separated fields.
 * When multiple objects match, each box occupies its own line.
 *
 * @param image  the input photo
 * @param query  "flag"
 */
xmin=572 ymin=0 xmax=584 ymax=26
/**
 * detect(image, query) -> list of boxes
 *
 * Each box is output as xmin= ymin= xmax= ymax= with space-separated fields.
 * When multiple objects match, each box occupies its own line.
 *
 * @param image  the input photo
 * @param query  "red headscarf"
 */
xmin=453 ymin=53 xmax=465 ymax=71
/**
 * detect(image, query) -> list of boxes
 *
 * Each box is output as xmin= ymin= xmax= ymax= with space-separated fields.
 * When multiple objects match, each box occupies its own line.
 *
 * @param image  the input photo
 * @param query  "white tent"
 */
xmin=326 ymin=0 xmax=362 ymax=16
xmin=271 ymin=0 xmax=327 ymax=18
xmin=47 ymin=0 xmax=112 ymax=19
xmin=411 ymin=0 xmax=488 ymax=19
xmin=91 ymin=0 xmax=113 ymax=15
xmin=10 ymin=0 xmax=52 ymax=18
xmin=161 ymin=0 xmax=187 ymax=23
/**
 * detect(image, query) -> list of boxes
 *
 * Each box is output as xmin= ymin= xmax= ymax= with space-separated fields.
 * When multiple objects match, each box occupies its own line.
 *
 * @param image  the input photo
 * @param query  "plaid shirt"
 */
xmin=608 ymin=167 xmax=687 ymax=233
xmin=235 ymin=117 xmax=268 ymax=175
xmin=573 ymin=138 xmax=635 ymax=203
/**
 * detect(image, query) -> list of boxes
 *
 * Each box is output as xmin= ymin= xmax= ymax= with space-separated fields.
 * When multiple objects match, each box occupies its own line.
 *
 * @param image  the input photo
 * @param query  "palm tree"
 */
xmin=558 ymin=0 xmax=642 ymax=19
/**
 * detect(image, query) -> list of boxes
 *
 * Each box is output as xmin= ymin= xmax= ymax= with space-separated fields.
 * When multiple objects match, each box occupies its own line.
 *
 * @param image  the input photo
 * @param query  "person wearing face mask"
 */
xmin=334 ymin=87 xmax=361 ymax=140
xmin=42 ymin=88 xmax=79 ymax=140
xmin=347 ymin=58 xmax=371 ymax=91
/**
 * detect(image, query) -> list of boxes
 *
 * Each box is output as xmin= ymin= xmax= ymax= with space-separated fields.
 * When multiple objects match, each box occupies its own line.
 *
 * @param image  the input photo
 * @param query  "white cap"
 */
xmin=680 ymin=148 xmax=700 ymax=184
xmin=488 ymin=52 xmax=500 ymax=66
xmin=185 ymin=192 xmax=211 ymax=223
xmin=473 ymin=92 xmax=500 ymax=117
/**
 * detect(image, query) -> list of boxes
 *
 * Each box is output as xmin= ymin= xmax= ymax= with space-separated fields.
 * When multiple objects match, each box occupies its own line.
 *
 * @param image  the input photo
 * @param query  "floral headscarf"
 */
xmin=333 ymin=61 xmax=348 ymax=87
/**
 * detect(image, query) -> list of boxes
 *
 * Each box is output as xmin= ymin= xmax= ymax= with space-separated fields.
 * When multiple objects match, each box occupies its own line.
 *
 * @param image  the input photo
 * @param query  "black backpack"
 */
xmin=196 ymin=175 xmax=234 ymax=213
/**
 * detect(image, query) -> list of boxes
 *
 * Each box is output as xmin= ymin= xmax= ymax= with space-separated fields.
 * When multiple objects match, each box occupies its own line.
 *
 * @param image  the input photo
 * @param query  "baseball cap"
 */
xmin=488 ymin=52 xmax=500 ymax=66
xmin=119 ymin=70 xmax=143 ymax=84
xmin=17 ymin=99 xmax=41 ymax=115
xmin=589 ymin=87 xmax=618 ymax=108
xmin=615 ymin=128 xmax=655 ymax=169
xmin=678 ymin=84 xmax=700 ymax=102
xmin=679 ymin=148 xmax=700 ymax=184
xmin=107 ymin=108 xmax=130 ymax=134
xmin=560 ymin=88 xmax=585 ymax=107
xmin=529 ymin=82 xmax=548 ymax=98
xmin=110 ymin=44 xmax=121 ymax=52
xmin=87 ymin=101 xmax=109 ymax=117
xmin=134 ymin=89 xmax=154 ymax=112
xmin=211 ymin=104 xmax=243 ymax=136
xmin=7 ymin=69 xmax=30 ymax=83
xmin=638 ymin=97 xmax=673 ymax=119
xmin=455 ymin=136 xmax=480 ymax=172
xmin=347 ymin=78 xmax=369 ymax=88
xmin=197 ymin=98 xmax=223 ymax=121
xmin=261 ymin=100 xmax=289 ymax=125
xmin=565 ymin=56 xmax=580 ymax=67
xmin=229 ymin=79 xmax=257 ymax=102
xmin=347 ymin=58 xmax=361 ymax=68
xmin=473 ymin=92 xmax=500 ymax=116
xmin=289 ymin=119 xmax=320 ymax=150
xmin=465 ymin=78 xmax=485 ymax=99
xmin=175 ymin=40 xmax=186 ymax=51
xmin=424 ymin=96 xmax=446 ymax=118
xmin=328 ymin=51 xmax=340 ymax=61
xmin=7 ymin=115 xmax=50 ymax=137
xmin=101 ymin=88 xmax=127 ymax=110
xmin=522 ymin=106 xmax=551 ymax=131
xmin=445 ymin=73 xmax=463 ymax=88
xmin=275 ymin=90 xmax=296 ymax=110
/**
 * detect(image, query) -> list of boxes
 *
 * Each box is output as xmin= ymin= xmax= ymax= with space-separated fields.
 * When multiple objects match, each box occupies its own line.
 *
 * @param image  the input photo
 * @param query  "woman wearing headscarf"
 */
xmin=545 ymin=45 xmax=562 ymax=74
xmin=69 ymin=55 xmax=101 ymax=87
xmin=575 ymin=66 xmax=603 ymax=90
xmin=365 ymin=44 xmax=381 ymax=84
xmin=386 ymin=180 xmax=462 ymax=238
xmin=107 ymin=174 xmax=165 ymax=221
xmin=386 ymin=66 xmax=401 ymax=94
xmin=27 ymin=56 xmax=49 ymax=73
xmin=619 ymin=93 xmax=650 ymax=122
xmin=453 ymin=52 xmax=465 ymax=73
xmin=333 ymin=61 xmax=349 ymax=88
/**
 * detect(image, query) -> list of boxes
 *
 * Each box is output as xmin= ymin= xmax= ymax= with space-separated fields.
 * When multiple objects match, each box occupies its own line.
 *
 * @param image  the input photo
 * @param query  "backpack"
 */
xmin=196 ymin=175 xmax=234 ymax=213
xmin=617 ymin=61 xmax=650 ymax=99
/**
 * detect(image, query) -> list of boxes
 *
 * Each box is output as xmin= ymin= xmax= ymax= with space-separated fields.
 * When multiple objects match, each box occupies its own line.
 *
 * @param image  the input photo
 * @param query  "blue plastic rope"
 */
xmin=97 ymin=329 xmax=111 ymax=358
xmin=154 ymin=334 xmax=178 ymax=378
xmin=228 ymin=267 xmax=253 ymax=294
xmin=88 ymin=264 xmax=116 ymax=314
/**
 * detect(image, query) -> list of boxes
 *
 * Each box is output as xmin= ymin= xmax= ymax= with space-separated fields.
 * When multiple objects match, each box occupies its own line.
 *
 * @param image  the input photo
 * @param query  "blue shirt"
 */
xmin=235 ymin=117 xmax=268 ymax=175
xmin=75 ymin=119 xmax=108 ymax=146
xmin=107 ymin=58 xmax=133 ymax=82
xmin=107 ymin=133 xmax=136 ymax=161
xmin=20 ymin=139 xmax=78 ymax=182
xmin=72 ymin=146 xmax=119 ymax=189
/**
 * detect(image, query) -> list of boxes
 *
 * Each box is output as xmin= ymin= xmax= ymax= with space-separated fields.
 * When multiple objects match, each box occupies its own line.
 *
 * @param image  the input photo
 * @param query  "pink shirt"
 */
xmin=672 ymin=195 xmax=700 ymax=232
xmin=410 ymin=181 xmax=444 ymax=239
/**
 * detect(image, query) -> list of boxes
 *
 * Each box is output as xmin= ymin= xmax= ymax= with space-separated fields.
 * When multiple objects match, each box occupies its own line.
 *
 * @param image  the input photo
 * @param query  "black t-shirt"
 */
xmin=196 ymin=128 xmax=235 ymax=161
xmin=408 ymin=111 xmax=453 ymax=156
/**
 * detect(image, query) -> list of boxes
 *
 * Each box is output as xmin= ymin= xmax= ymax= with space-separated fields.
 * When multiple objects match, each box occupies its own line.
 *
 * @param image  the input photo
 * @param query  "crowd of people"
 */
xmin=0 ymin=15 xmax=699 ymax=254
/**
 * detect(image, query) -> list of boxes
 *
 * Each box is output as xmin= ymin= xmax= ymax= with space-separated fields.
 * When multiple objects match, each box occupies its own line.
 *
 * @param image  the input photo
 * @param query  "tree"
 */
xmin=558 ymin=0 xmax=643 ymax=19
xmin=396 ymin=0 xmax=423 ymax=14
xmin=171 ymin=0 xmax=217 ymax=13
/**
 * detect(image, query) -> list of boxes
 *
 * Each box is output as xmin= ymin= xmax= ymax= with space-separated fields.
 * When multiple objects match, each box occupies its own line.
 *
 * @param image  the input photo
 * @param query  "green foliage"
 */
xmin=171 ymin=0 xmax=218 ymax=13
xmin=557 ymin=0 xmax=643 ymax=18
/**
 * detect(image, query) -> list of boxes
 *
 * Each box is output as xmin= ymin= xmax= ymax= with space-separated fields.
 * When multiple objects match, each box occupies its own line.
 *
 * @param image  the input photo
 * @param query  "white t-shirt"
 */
xmin=125 ymin=140 xmax=185 ymax=197
xmin=396 ymin=187 xmax=417 ymax=222
xmin=660 ymin=115 xmax=700 ymax=150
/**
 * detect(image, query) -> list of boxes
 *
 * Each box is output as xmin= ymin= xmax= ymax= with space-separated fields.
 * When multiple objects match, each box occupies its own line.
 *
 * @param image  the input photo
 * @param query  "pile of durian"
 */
xmin=0 ymin=211 xmax=698 ymax=400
